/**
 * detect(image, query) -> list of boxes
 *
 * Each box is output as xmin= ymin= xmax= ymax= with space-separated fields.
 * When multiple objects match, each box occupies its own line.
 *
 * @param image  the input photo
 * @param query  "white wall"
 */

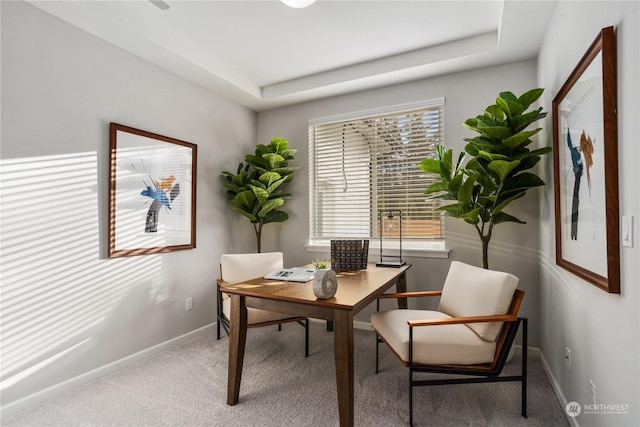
xmin=537 ymin=1 xmax=639 ymax=426
xmin=257 ymin=59 xmax=543 ymax=342
xmin=0 ymin=0 xmax=256 ymax=412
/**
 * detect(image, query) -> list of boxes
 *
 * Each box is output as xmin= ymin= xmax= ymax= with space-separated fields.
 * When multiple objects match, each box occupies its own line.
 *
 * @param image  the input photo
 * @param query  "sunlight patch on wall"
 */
xmin=0 ymin=152 xmax=163 ymax=387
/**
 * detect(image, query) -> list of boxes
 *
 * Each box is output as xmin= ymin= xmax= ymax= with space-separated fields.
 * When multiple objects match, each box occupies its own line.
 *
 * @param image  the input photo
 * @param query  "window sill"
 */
xmin=305 ymin=241 xmax=450 ymax=259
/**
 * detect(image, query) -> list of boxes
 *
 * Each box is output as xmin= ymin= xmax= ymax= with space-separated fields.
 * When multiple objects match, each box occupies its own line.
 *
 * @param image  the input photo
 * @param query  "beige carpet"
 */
xmin=3 ymin=321 xmax=569 ymax=426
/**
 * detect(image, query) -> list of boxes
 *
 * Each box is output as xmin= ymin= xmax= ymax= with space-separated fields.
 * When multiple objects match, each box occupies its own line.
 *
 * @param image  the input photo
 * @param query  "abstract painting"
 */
xmin=108 ymin=123 xmax=197 ymax=257
xmin=552 ymin=27 xmax=619 ymax=293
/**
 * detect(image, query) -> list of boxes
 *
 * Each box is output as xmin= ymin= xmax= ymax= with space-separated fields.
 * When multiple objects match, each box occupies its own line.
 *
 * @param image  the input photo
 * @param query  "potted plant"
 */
xmin=311 ymin=259 xmax=337 ymax=299
xmin=312 ymin=259 xmax=329 ymax=270
xmin=222 ymin=137 xmax=298 ymax=253
xmin=419 ymin=89 xmax=552 ymax=269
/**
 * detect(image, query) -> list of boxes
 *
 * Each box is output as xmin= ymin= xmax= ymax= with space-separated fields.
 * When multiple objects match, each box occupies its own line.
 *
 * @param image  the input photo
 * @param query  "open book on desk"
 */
xmin=264 ymin=267 xmax=315 ymax=282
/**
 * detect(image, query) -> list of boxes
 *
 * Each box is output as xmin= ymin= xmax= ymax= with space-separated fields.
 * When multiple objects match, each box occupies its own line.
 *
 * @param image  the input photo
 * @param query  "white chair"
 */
xmin=371 ymin=261 xmax=527 ymax=426
xmin=216 ymin=252 xmax=309 ymax=357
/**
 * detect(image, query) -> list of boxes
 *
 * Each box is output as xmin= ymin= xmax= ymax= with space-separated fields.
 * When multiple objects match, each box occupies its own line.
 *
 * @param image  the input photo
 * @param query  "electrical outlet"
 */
xmin=565 ymin=347 xmax=572 ymax=372
xmin=590 ymin=380 xmax=597 ymax=405
xmin=622 ymin=215 xmax=634 ymax=247
xmin=186 ymin=297 xmax=193 ymax=311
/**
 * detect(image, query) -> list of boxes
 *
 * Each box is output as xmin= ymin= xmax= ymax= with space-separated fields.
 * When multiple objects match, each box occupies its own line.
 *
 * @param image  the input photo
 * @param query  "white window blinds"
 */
xmin=309 ymin=100 xmax=445 ymax=244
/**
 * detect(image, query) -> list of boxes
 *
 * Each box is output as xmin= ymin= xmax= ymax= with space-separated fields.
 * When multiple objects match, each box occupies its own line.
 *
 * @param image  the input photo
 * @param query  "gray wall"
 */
xmin=536 ymin=1 xmax=639 ymax=426
xmin=256 ymin=59 xmax=542 ymax=342
xmin=1 ymin=0 xmax=256 ymax=410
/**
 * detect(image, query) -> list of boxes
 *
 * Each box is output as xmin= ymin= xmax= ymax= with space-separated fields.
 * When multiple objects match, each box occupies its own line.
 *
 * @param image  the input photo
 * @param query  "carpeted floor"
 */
xmin=3 ymin=321 xmax=569 ymax=426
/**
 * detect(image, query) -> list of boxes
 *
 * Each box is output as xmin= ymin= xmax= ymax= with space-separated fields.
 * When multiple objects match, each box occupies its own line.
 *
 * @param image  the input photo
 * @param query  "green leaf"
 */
xmin=502 ymin=129 xmax=541 ymax=150
xmin=233 ymin=190 xmax=256 ymax=210
xmin=499 ymin=91 xmax=518 ymax=102
xmin=249 ymin=185 xmax=269 ymax=205
xmin=270 ymin=137 xmax=289 ymax=153
xmin=510 ymin=108 xmax=547 ymax=133
xmin=250 ymin=179 xmax=266 ymax=190
xmin=501 ymin=172 xmax=545 ymax=195
xmin=424 ymin=181 xmax=449 ymax=194
xmin=245 ymin=154 xmax=268 ymax=170
xmin=449 ymin=173 xmax=464 ymax=194
xmin=464 ymin=117 xmax=479 ymax=129
xmin=262 ymin=153 xmax=285 ymax=169
xmin=493 ymin=211 xmax=526 ymax=224
xmin=258 ymin=198 xmax=284 ymax=217
xmin=484 ymin=104 xmax=505 ymax=121
xmin=259 ymin=171 xmax=282 ymax=187
xmin=458 ymin=173 xmax=476 ymax=206
xmin=229 ymin=205 xmax=257 ymax=222
xmin=488 ymin=159 xmax=521 ymax=182
xmin=459 ymin=207 xmax=481 ymax=224
xmin=280 ymin=149 xmax=297 ymax=159
xmin=477 ymin=125 xmax=512 ymax=141
xmin=262 ymin=210 xmax=289 ymax=224
xmin=477 ymin=150 xmax=511 ymax=162
xmin=517 ymin=88 xmax=544 ymax=110
xmin=439 ymin=148 xmax=453 ymax=178
xmin=254 ymin=144 xmax=270 ymax=156
xmin=419 ymin=158 xmax=441 ymax=174
xmin=493 ymin=192 xmax=526 ymax=215
xmin=515 ymin=146 xmax=552 ymax=159
xmin=454 ymin=151 xmax=466 ymax=174
xmin=223 ymin=182 xmax=243 ymax=194
xmin=434 ymin=202 xmax=463 ymax=215
xmin=271 ymin=166 xmax=300 ymax=176
xmin=266 ymin=176 xmax=287 ymax=194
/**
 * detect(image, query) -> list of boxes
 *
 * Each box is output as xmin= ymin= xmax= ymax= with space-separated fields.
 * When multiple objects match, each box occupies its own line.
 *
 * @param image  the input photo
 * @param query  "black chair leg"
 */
xmin=522 ymin=317 xmax=528 ymax=417
xmin=375 ymin=334 xmax=379 ymax=373
xmin=409 ymin=368 xmax=414 ymax=427
xmin=304 ymin=319 xmax=309 ymax=357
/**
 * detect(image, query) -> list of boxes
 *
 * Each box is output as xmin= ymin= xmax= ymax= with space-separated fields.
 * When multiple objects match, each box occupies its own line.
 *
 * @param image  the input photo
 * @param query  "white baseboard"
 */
xmin=1 ymin=324 xmax=215 ymax=420
xmin=537 ymin=348 xmax=578 ymax=427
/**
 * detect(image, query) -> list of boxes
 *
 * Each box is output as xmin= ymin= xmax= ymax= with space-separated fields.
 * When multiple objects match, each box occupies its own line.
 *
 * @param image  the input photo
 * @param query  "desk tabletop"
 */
xmin=221 ymin=263 xmax=411 ymax=312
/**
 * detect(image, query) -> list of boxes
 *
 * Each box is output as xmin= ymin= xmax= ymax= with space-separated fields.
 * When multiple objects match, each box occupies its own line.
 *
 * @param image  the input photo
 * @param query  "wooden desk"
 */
xmin=223 ymin=263 xmax=411 ymax=427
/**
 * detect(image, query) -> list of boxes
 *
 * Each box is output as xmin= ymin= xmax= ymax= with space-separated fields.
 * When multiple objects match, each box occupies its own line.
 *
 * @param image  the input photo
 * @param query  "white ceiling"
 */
xmin=27 ymin=0 xmax=557 ymax=111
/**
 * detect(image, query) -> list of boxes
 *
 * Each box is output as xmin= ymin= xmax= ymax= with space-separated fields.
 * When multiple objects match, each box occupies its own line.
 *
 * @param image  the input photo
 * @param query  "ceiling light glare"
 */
xmin=281 ymin=0 xmax=317 ymax=8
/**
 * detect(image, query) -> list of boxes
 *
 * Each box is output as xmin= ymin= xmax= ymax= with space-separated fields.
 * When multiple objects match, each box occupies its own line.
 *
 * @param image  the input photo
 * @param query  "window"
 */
xmin=309 ymin=99 xmax=445 ymax=247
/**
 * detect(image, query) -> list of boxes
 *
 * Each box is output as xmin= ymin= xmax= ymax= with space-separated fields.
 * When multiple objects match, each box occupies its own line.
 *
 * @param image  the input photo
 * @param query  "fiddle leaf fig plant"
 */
xmin=222 ymin=137 xmax=298 ymax=253
xmin=419 ymin=88 xmax=552 ymax=269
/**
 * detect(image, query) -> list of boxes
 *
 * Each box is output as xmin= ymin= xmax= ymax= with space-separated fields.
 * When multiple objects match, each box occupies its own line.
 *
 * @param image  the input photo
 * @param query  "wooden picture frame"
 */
xmin=108 ymin=123 xmax=197 ymax=257
xmin=552 ymin=26 xmax=619 ymax=293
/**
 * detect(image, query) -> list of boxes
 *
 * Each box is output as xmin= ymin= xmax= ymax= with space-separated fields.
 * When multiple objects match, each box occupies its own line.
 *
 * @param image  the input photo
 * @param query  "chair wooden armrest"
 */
xmin=378 ymin=290 xmax=442 ymax=299
xmin=217 ymin=278 xmax=230 ymax=289
xmin=408 ymin=314 xmax=517 ymax=327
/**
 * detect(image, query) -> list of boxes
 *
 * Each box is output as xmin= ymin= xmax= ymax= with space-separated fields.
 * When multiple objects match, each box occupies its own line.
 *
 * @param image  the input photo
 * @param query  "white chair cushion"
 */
xmin=220 ymin=252 xmax=283 ymax=284
xmin=438 ymin=261 xmax=518 ymax=342
xmin=220 ymin=252 xmax=298 ymax=325
xmin=222 ymin=298 xmax=299 ymax=324
xmin=371 ymin=309 xmax=497 ymax=365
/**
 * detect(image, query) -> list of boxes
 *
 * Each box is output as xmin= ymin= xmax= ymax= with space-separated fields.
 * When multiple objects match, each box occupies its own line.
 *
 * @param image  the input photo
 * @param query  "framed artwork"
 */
xmin=552 ymin=26 xmax=619 ymax=293
xmin=108 ymin=123 xmax=197 ymax=257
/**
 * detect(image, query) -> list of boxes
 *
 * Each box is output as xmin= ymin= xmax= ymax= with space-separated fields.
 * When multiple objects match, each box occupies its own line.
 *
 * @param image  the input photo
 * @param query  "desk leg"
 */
xmin=396 ymin=272 xmax=408 ymax=309
xmin=227 ymin=294 xmax=247 ymax=405
xmin=333 ymin=310 xmax=354 ymax=427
